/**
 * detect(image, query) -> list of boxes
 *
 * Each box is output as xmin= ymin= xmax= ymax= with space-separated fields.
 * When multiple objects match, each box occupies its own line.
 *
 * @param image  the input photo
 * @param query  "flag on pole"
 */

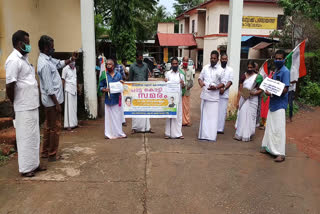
xmin=285 ymin=40 xmax=307 ymax=82
xmin=259 ymin=59 xmax=269 ymax=79
xmin=97 ymin=56 xmax=107 ymax=97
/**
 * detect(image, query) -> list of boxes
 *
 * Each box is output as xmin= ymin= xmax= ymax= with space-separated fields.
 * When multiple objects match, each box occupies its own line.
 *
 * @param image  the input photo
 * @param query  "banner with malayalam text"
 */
xmin=122 ymin=81 xmax=180 ymax=118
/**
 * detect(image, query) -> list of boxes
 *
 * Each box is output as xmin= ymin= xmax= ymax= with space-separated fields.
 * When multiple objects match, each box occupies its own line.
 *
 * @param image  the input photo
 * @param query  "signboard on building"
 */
xmin=242 ymin=16 xmax=277 ymax=29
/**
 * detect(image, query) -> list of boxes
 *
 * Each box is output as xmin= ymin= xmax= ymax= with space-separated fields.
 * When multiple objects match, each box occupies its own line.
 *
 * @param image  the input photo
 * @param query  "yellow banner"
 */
xmin=242 ymin=16 xmax=277 ymax=29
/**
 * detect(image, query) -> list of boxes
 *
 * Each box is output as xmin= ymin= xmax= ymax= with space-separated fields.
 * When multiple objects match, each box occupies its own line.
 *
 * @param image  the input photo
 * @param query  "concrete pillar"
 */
xmin=227 ymin=0 xmax=244 ymax=113
xmin=80 ymin=0 xmax=97 ymax=118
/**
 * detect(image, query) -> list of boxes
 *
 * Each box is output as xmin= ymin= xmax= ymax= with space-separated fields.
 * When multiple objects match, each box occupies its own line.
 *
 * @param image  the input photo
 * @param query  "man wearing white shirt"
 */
xmin=62 ymin=62 xmax=78 ymax=130
xmin=37 ymin=35 xmax=77 ymax=162
xmin=218 ymin=53 xmax=233 ymax=134
xmin=164 ymin=57 xmax=185 ymax=139
xmin=198 ymin=50 xmax=226 ymax=142
xmin=5 ymin=30 xmax=45 ymax=177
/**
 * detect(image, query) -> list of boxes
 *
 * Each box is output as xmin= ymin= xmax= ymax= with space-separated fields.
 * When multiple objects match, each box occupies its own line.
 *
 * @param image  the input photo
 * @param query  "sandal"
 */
xmin=179 ymin=136 xmax=184 ymax=139
xmin=274 ymin=156 xmax=285 ymax=162
xmin=21 ymin=171 xmax=35 ymax=177
xmin=164 ymin=136 xmax=169 ymax=139
xmin=35 ymin=165 xmax=47 ymax=172
xmin=48 ymin=155 xmax=64 ymax=162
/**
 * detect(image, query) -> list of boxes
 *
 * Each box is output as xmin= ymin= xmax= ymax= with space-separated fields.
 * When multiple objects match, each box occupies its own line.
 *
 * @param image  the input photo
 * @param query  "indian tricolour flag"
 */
xmin=259 ymin=59 xmax=270 ymax=79
xmin=285 ymin=40 xmax=307 ymax=82
xmin=97 ymin=56 xmax=107 ymax=96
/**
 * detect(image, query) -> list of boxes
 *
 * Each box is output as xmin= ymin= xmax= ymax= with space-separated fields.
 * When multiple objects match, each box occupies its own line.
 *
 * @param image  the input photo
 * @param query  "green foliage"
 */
xmin=95 ymin=0 xmax=159 ymax=42
xmin=298 ymin=77 xmax=320 ymax=106
xmin=110 ymin=0 xmax=137 ymax=61
xmin=278 ymin=0 xmax=320 ymax=22
xmin=226 ymin=111 xmax=237 ymax=121
xmin=173 ymin=0 xmax=205 ymax=16
xmin=0 ymin=153 xmax=9 ymax=166
xmin=286 ymin=102 xmax=299 ymax=117
xmin=95 ymin=14 xmax=108 ymax=39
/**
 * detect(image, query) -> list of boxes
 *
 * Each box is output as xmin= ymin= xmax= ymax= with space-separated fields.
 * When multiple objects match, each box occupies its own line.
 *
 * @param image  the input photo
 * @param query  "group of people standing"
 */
xmin=100 ymin=49 xmax=291 ymax=164
xmin=5 ymin=30 xmax=79 ymax=177
xmin=6 ymin=29 xmax=292 ymax=178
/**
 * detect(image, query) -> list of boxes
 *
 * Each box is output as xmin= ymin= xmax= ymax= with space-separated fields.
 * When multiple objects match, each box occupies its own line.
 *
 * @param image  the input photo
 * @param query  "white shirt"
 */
xmin=198 ymin=64 xmax=226 ymax=102
xmin=220 ymin=65 xmax=234 ymax=99
xmin=37 ymin=53 xmax=65 ymax=107
xmin=5 ymin=49 xmax=39 ymax=112
xmin=62 ymin=65 xmax=77 ymax=95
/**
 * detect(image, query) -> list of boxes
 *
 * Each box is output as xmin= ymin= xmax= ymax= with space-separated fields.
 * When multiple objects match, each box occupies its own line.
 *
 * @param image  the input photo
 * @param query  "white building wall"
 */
xmin=203 ymin=37 xmax=227 ymax=65
xmin=189 ymin=13 xmax=198 ymax=34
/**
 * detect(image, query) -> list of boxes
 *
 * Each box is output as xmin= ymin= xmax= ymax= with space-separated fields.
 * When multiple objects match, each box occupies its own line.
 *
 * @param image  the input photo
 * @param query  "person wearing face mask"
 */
xmin=180 ymin=56 xmax=194 ymax=127
xmin=62 ymin=61 xmax=78 ymax=131
xmin=164 ymin=57 xmax=185 ymax=139
xmin=261 ymin=50 xmax=290 ymax=163
xmin=37 ymin=35 xmax=78 ymax=162
xmin=234 ymin=60 xmax=263 ymax=142
xmin=5 ymin=30 xmax=46 ymax=177
xmin=198 ymin=50 xmax=226 ymax=142
xmin=217 ymin=52 xmax=233 ymax=134
xmin=129 ymin=51 xmax=153 ymax=134
xmin=100 ymin=59 xmax=127 ymax=139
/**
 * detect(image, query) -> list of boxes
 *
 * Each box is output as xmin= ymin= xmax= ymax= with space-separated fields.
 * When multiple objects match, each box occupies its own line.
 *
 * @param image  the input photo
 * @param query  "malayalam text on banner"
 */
xmin=122 ymin=81 xmax=180 ymax=118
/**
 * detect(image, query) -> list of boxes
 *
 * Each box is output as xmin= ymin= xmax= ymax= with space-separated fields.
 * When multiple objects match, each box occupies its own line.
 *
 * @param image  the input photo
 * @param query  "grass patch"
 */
xmin=226 ymin=111 xmax=238 ymax=121
xmin=0 ymin=154 xmax=9 ymax=166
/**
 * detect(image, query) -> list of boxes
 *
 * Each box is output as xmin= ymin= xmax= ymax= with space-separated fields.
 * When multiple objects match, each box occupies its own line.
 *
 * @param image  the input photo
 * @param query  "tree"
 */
xmin=278 ymin=0 xmax=320 ymax=22
xmin=273 ymin=0 xmax=320 ymax=51
xmin=110 ymin=0 xmax=136 ymax=61
xmin=173 ymin=0 xmax=204 ymax=16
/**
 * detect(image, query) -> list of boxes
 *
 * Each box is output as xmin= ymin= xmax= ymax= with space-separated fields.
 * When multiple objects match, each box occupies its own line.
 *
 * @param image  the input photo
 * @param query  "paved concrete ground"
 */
xmin=1 ymin=79 xmax=320 ymax=214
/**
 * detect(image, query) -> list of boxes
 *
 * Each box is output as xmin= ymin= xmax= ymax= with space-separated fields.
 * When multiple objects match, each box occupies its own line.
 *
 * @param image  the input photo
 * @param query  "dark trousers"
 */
xmin=288 ymin=91 xmax=295 ymax=119
xmin=42 ymin=106 xmax=61 ymax=157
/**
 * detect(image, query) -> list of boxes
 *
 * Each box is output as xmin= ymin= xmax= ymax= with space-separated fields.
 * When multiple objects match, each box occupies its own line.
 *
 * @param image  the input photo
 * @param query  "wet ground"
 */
xmin=1 ymin=78 xmax=320 ymax=214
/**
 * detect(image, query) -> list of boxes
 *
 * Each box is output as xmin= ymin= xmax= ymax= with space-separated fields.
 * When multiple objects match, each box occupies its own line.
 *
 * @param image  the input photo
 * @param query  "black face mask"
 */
xmin=172 ymin=66 xmax=178 ymax=72
xmin=221 ymin=61 xmax=227 ymax=68
xmin=247 ymin=69 xmax=255 ymax=74
xmin=49 ymin=48 xmax=55 ymax=56
xmin=211 ymin=61 xmax=217 ymax=68
xmin=137 ymin=59 xmax=143 ymax=64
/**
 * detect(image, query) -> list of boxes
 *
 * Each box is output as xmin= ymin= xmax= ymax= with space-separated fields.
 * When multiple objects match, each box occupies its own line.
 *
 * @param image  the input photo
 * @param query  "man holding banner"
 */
xmin=164 ymin=57 xmax=185 ymax=139
xmin=129 ymin=52 xmax=153 ymax=133
xmin=260 ymin=50 xmax=290 ymax=162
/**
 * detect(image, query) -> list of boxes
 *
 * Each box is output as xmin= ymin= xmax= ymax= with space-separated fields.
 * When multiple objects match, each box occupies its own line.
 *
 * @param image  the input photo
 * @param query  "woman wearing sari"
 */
xmin=234 ymin=61 xmax=263 ymax=141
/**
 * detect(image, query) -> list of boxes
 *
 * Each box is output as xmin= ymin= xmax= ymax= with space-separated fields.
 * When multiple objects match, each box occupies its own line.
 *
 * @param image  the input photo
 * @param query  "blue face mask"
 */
xmin=274 ymin=59 xmax=285 ymax=69
xmin=21 ymin=43 xmax=31 ymax=53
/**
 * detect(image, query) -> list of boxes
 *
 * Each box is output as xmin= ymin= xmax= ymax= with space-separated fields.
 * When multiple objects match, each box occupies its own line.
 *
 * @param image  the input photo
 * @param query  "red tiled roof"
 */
xmin=156 ymin=33 xmax=197 ymax=47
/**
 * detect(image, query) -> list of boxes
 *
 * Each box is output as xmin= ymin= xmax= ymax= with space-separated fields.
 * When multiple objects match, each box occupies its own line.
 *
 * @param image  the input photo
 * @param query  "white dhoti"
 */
xmin=104 ymin=104 xmax=126 ymax=139
xmin=132 ymin=118 xmax=151 ymax=132
xmin=15 ymin=108 xmax=40 ymax=173
xmin=165 ymin=98 xmax=183 ymax=138
xmin=64 ymin=91 xmax=78 ymax=128
xmin=261 ymin=109 xmax=286 ymax=156
xmin=234 ymin=96 xmax=258 ymax=141
xmin=198 ymin=100 xmax=219 ymax=141
xmin=218 ymin=98 xmax=229 ymax=132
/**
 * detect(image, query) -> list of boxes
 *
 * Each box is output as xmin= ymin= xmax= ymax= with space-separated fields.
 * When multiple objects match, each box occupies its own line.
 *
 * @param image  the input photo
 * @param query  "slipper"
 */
xmin=41 ymin=154 xmax=48 ymax=159
xmin=274 ymin=156 xmax=285 ymax=162
xmin=148 ymin=130 xmax=155 ymax=133
xmin=21 ymin=171 xmax=35 ymax=177
xmin=164 ymin=136 xmax=169 ymax=139
xmin=48 ymin=155 xmax=64 ymax=162
xmin=35 ymin=165 xmax=47 ymax=172
xmin=131 ymin=130 xmax=137 ymax=134
xmin=179 ymin=136 xmax=184 ymax=139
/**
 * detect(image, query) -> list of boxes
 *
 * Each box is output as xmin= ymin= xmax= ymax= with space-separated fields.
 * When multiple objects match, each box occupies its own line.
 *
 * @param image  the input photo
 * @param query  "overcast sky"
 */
xmin=159 ymin=0 xmax=175 ymax=15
